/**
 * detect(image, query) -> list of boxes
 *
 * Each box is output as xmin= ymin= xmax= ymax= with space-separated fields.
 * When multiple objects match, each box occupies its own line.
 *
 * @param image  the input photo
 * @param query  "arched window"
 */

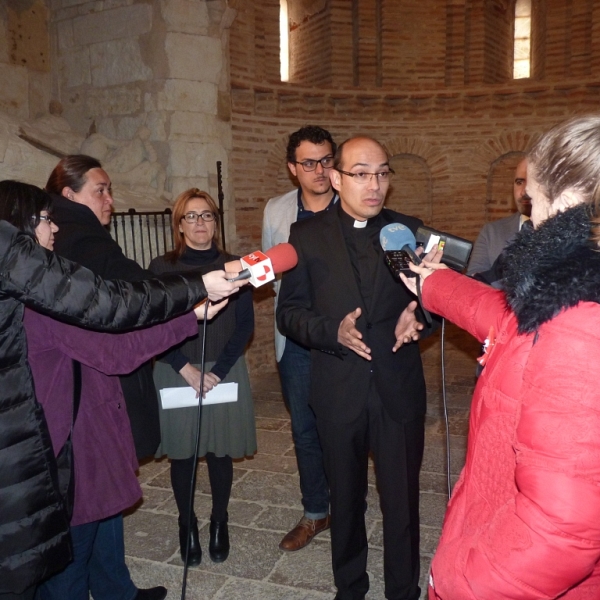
xmin=513 ymin=0 xmax=531 ymax=79
xmin=280 ymin=0 xmax=290 ymax=82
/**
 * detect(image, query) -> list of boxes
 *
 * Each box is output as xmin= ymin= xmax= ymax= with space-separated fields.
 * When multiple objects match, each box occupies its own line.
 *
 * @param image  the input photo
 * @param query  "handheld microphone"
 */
xmin=226 ymin=243 xmax=298 ymax=287
xmin=380 ymin=223 xmax=422 ymax=278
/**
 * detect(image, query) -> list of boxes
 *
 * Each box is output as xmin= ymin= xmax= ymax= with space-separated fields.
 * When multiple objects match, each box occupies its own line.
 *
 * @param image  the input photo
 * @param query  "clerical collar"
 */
xmin=338 ymin=202 xmax=378 ymax=230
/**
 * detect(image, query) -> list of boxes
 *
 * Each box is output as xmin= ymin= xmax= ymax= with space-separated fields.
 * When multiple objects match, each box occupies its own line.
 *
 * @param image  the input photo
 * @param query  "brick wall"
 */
xmin=289 ymin=4 xmax=331 ymax=85
xmin=228 ymin=0 xmax=600 ymax=382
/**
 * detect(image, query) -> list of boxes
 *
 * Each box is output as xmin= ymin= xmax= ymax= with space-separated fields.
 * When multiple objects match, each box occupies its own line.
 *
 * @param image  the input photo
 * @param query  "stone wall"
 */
xmin=228 ymin=0 xmax=600 ymax=380
xmin=0 ymin=0 xmax=52 ymax=121
xmin=48 ymin=0 xmax=236 ymax=214
xmin=1 ymin=0 xmax=237 ymax=221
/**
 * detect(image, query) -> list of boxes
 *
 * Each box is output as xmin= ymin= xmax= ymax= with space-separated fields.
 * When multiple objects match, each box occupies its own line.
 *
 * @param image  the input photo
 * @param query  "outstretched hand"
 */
xmin=202 ymin=269 xmax=247 ymax=301
xmin=194 ymin=298 xmax=228 ymax=320
xmin=392 ymin=300 xmax=424 ymax=351
xmin=338 ymin=307 xmax=372 ymax=360
xmin=400 ymin=247 xmax=447 ymax=295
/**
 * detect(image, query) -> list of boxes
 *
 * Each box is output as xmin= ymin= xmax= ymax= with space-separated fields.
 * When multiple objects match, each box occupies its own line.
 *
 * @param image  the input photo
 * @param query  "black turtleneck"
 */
xmin=338 ymin=203 xmax=386 ymax=315
xmin=149 ymin=244 xmax=254 ymax=379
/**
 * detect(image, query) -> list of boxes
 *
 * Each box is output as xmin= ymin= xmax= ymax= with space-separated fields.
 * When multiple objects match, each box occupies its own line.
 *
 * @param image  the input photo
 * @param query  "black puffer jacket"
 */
xmin=0 ymin=220 xmax=208 ymax=593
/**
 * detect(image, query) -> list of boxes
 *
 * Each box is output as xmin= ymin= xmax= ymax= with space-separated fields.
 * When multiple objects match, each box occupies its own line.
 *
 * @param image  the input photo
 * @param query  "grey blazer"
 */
xmin=467 ymin=212 xmax=521 ymax=276
xmin=262 ymin=189 xmax=298 ymax=362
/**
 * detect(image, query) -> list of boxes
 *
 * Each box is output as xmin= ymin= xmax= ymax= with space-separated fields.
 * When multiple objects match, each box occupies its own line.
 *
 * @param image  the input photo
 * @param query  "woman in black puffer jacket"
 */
xmin=0 ymin=181 xmax=242 ymax=599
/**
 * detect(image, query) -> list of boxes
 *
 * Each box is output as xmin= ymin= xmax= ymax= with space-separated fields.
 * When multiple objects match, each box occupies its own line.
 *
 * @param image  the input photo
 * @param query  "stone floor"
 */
xmin=124 ymin=355 xmax=475 ymax=600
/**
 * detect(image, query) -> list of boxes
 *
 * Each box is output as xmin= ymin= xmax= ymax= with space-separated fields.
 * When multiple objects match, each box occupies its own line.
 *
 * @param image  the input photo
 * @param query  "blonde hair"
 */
xmin=167 ymin=188 xmax=221 ymax=261
xmin=528 ymin=114 xmax=600 ymax=244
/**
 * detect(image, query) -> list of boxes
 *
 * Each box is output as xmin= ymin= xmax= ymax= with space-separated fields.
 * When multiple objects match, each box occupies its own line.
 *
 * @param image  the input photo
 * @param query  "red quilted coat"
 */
xmin=425 ymin=265 xmax=600 ymax=599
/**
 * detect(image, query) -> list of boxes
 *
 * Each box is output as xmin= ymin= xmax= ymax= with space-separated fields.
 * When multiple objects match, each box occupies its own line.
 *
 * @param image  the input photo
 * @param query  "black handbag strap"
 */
xmin=55 ymin=360 xmax=82 ymax=520
xmin=71 ymin=359 xmax=82 ymax=433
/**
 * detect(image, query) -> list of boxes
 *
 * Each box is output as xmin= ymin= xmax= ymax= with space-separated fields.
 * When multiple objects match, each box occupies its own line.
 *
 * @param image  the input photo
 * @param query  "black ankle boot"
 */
xmin=179 ymin=516 xmax=202 ymax=566
xmin=209 ymin=517 xmax=229 ymax=563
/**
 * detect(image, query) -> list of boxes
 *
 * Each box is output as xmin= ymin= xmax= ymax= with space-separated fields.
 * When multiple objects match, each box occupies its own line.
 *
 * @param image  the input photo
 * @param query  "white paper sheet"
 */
xmin=424 ymin=234 xmax=441 ymax=253
xmin=159 ymin=383 xmax=238 ymax=409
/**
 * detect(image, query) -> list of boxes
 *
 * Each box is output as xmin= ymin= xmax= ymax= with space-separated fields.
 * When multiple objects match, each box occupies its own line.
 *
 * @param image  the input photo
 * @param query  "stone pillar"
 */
xmin=50 ymin=0 xmax=236 ymax=227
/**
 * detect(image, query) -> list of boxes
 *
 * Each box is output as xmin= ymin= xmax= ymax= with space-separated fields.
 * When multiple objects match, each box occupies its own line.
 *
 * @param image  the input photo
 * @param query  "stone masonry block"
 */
xmin=56 ymin=0 xmax=95 ymax=7
xmin=168 ymin=140 xmax=227 ymax=178
xmin=161 ymin=0 xmax=209 ymax=35
xmin=96 ymin=119 xmax=117 ymax=140
xmin=72 ymin=4 xmax=152 ymax=46
xmin=90 ymin=39 xmax=153 ymax=87
xmin=116 ymin=115 xmax=146 ymax=139
xmin=28 ymin=71 xmax=52 ymax=120
xmin=0 ymin=64 xmax=28 ymax=119
xmin=85 ymin=86 xmax=142 ymax=117
xmin=169 ymin=111 xmax=220 ymax=141
xmin=157 ymin=80 xmax=217 ymax=113
xmin=56 ymin=19 xmax=75 ymax=52
xmin=146 ymin=111 xmax=167 ymax=141
xmin=169 ymin=175 xmax=210 ymax=199
xmin=60 ymin=48 xmax=91 ymax=88
xmin=165 ymin=33 xmax=222 ymax=84
xmin=0 ymin=17 xmax=8 ymax=63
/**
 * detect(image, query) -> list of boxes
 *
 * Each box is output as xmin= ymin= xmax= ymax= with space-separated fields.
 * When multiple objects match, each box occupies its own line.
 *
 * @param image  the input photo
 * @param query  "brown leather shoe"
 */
xmin=278 ymin=515 xmax=331 ymax=551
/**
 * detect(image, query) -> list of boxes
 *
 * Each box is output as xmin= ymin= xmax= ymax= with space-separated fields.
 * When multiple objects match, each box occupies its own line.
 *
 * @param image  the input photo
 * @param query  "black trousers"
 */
xmin=317 ymin=385 xmax=424 ymax=600
xmin=0 ymin=588 xmax=35 ymax=600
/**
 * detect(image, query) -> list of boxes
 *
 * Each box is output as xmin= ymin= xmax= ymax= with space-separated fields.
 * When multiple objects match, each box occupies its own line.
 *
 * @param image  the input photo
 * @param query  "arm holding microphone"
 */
xmin=380 ymin=223 xmax=444 ymax=350
xmin=399 ymin=248 xmax=447 ymax=297
xmin=202 ymin=269 xmax=247 ymax=301
xmin=400 ymin=251 xmax=509 ymax=345
xmin=174 ymin=244 xmax=297 ymax=397
xmin=224 ymin=243 xmax=298 ymax=286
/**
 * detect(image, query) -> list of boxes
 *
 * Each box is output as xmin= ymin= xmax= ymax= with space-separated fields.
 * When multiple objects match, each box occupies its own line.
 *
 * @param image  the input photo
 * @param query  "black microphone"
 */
xmin=380 ymin=223 xmax=432 ymax=325
xmin=379 ymin=223 xmax=422 ymax=278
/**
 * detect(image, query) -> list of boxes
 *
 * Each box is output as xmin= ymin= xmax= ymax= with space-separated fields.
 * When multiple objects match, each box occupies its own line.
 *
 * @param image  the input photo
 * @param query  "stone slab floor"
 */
xmin=124 ymin=367 xmax=473 ymax=600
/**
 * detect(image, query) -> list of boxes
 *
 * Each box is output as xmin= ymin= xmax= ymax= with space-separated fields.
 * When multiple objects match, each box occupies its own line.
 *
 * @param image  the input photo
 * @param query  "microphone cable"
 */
xmin=440 ymin=317 xmax=452 ymax=500
xmin=180 ymin=299 xmax=210 ymax=600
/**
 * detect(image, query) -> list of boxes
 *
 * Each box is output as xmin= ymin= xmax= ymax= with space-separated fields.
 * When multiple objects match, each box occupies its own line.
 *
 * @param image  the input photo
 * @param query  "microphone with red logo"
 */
xmin=226 ymin=243 xmax=298 ymax=287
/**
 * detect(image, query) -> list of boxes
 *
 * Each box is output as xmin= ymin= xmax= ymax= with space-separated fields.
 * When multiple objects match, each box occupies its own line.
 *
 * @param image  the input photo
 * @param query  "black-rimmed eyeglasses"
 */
xmin=181 ymin=211 xmax=216 ymax=224
xmin=335 ymin=168 xmax=395 ymax=184
xmin=294 ymin=156 xmax=335 ymax=172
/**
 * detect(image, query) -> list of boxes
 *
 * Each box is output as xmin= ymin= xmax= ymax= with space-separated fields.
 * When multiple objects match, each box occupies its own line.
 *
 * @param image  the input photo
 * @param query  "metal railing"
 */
xmin=110 ymin=209 xmax=174 ymax=269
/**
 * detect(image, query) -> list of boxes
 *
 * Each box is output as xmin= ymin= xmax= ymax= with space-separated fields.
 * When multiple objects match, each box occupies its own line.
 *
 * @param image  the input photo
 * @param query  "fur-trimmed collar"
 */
xmin=502 ymin=204 xmax=600 ymax=333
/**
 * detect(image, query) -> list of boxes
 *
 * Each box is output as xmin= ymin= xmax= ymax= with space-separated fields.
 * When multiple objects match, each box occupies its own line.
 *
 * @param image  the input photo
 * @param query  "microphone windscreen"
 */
xmin=264 ymin=243 xmax=298 ymax=274
xmin=380 ymin=223 xmax=416 ymax=251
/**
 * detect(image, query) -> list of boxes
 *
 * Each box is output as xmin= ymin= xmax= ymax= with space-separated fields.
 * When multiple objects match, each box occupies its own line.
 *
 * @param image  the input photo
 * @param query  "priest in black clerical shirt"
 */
xmin=277 ymin=137 xmax=436 ymax=600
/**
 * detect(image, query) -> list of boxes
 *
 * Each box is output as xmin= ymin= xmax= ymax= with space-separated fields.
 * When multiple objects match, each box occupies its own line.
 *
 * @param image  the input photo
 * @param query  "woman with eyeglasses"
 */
xmin=150 ymin=189 xmax=255 ymax=566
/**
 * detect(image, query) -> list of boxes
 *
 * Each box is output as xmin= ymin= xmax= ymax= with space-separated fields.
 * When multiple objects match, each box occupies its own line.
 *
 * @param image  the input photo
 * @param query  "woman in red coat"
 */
xmin=405 ymin=115 xmax=600 ymax=599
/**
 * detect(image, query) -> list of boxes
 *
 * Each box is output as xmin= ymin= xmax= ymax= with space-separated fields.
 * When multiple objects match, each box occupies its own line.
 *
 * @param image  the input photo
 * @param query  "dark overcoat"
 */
xmin=50 ymin=194 xmax=161 ymax=459
xmin=277 ymin=206 xmax=430 ymax=424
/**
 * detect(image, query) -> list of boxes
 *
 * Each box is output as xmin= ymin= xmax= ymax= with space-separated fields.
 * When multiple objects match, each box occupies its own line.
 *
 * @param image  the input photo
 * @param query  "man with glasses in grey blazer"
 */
xmin=262 ymin=125 xmax=338 ymax=552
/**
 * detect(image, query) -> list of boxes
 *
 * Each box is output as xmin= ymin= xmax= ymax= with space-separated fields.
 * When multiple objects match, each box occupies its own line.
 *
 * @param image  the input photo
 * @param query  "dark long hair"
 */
xmin=45 ymin=154 xmax=102 ymax=195
xmin=0 ymin=180 xmax=52 ymax=239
